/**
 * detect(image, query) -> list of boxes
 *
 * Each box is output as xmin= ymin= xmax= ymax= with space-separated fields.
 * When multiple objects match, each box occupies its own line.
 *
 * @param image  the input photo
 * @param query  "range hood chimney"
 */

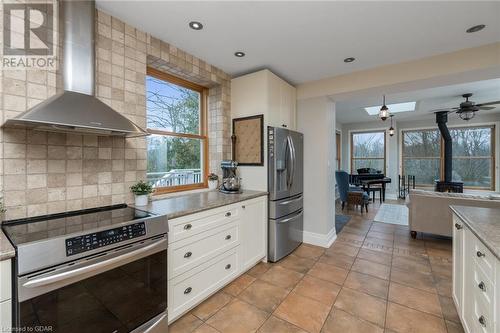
xmin=3 ymin=0 xmax=148 ymax=137
xmin=435 ymin=111 xmax=463 ymax=193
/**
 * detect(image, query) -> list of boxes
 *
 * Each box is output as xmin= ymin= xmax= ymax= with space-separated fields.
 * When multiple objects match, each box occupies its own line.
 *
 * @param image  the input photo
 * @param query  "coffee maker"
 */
xmin=220 ymin=160 xmax=242 ymax=194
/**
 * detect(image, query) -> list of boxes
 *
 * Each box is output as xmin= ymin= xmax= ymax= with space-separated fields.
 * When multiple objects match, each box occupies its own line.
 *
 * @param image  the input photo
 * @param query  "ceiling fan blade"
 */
xmin=478 ymin=106 xmax=495 ymax=110
xmin=477 ymin=101 xmax=500 ymax=107
xmin=428 ymin=108 xmax=457 ymax=113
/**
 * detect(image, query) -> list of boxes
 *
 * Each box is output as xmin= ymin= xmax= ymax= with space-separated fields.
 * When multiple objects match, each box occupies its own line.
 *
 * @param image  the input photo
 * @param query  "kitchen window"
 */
xmin=350 ymin=131 xmax=386 ymax=173
xmin=402 ymin=125 xmax=495 ymax=189
xmin=146 ymin=68 xmax=208 ymax=194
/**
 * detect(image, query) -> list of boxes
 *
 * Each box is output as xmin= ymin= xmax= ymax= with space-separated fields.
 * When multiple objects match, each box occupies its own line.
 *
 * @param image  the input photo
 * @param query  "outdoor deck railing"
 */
xmin=147 ymin=169 xmax=202 ymax=187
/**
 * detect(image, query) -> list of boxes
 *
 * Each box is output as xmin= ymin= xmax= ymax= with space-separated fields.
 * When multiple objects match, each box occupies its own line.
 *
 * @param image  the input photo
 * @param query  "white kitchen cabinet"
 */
xmin=232 ymin=69 xmax=296 ymax=131
xmin=452 ymin=215 xmax=465 ymax=315
xmin=452 ymin=212 xmax=499 ymax=333
xmin=0 ymin=260 xmax=11 ymax=332
xmin=167 ymin=195 xmax=267 ymax=323
xmin=240 ymin=197 xmax=267 ymax=272
xmin=231 ymin=69 xmax=296 ymax=191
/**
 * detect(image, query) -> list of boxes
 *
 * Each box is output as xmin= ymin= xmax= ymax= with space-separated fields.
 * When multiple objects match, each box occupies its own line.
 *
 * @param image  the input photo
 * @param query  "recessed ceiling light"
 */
xmin=466 ymin=24 xmax=485 ymax=33
xmin=344 ymin=57 xmax=355 ymax=63
xmin=234 ymin=51 xmax=245 ymax=57
xmin=189 ymin=21 xmax=203 ymax=30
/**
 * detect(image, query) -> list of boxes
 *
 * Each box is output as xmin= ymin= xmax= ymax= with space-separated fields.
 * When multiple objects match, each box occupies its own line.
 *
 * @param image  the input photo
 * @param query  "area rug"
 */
xmin=335 ymin=214 xmax=351 ymax=234
xmin=373 ymin=204 xmax=409 ymax=226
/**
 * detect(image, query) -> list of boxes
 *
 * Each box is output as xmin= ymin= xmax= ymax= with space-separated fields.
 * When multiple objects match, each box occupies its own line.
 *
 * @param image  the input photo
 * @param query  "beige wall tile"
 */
xmin=0 ymin=10 xmax=230 ymax=219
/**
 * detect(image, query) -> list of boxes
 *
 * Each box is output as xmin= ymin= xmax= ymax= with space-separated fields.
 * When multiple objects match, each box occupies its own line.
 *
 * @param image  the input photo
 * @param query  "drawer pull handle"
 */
xmin=225 ymin=235 xmax=232 ymax=240
xmin=225 ymin=212 xmax=231 ymax=217
xmin=478 ymin=281 xmax=486 ymax=292
xmin=184 ymin=224 xmax=192 ymax=230
xmin=478 ymin=315 xmax=486 ymax=327
xmin=476 ymin=251 xmax=485 ymax=258
xmin=225 ymin=264 xmax=231 ymax=270
xmin=184 ymin=251 xmax=192 ymax=258
xmin=184 ymin=287 xmax=192 ymax=294
xmin=454 ymin=223 xmax=463 ymax=230
xmin=242 ymin=205 xmax=246 ymax=209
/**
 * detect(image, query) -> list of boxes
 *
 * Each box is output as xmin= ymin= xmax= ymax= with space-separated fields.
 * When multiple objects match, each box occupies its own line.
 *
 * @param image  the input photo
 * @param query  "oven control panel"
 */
xmin=65 ymin=222 xmax=146 ymax=256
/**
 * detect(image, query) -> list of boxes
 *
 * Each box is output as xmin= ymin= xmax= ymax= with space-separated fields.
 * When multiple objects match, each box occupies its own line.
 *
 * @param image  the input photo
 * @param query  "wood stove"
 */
xmin=435 ymin=112 xmax=464 ymax=193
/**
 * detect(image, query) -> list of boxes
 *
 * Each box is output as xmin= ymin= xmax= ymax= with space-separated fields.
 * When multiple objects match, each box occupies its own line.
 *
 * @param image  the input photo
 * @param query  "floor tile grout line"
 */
xmin=266 ymin=247 xmax=325 ymax=333
xmin=180 ymin=201 xmax=457 ymax=333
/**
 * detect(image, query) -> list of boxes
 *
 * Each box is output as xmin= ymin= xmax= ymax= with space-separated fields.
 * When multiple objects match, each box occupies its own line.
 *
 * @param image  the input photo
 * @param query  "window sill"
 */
xmin=152 ymin=187 xmax=212 ymax=201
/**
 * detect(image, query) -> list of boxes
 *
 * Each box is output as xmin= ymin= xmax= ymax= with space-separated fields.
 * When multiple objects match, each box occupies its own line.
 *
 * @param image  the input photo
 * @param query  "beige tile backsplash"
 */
xmin=0 ymin=9 xmax=231 ymax=220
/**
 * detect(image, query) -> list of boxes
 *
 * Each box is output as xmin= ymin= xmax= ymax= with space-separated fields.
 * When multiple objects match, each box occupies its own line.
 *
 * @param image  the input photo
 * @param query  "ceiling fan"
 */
xmin=431 ymin=93 xmax=500 ymax=121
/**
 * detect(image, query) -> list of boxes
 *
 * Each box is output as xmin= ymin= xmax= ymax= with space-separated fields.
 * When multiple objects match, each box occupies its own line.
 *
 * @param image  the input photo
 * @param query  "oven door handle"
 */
xmin=23 ymin=238 xmax=167 ymax=289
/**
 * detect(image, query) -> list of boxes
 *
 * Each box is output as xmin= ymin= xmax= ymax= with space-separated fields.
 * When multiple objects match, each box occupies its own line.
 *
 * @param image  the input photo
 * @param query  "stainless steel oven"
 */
xmin=3 ymin=204 xmax=168 ymax=333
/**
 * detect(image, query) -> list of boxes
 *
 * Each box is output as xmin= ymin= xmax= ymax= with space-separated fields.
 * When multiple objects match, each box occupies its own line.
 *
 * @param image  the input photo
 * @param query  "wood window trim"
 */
xmin=350 ymin=130 xmax=387 ymax=174
xmin=146 ymin=67 xmax=209 ymax=195
xmin=336 ymin=132 xmax=341 ymax=170
xmin=401 ymin=125 xmax=496 ymax=190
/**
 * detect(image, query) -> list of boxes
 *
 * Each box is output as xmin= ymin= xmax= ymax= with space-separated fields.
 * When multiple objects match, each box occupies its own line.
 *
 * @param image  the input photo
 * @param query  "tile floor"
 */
xmin=169 ymin=201 xmax=464 ymax=333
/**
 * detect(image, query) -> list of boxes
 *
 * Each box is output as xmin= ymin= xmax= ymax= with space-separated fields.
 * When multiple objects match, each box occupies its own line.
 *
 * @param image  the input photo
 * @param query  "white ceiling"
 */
xmin=96 ymin=1 xmax=500 ymax=85
xmin=335 ymin=78 xmax=500 ymax=124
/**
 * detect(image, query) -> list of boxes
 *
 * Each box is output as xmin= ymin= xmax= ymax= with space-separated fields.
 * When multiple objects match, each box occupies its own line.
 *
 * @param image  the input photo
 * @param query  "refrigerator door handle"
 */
xmin=287 ymin=135 xmax=295 ymax=189
xmin=278 ymin=195 xmax=303 ymax=206
xmin=289 ymin=135 xmax=296 ymax=188
xmin=276 ymin=209 xmax=303 ymax=224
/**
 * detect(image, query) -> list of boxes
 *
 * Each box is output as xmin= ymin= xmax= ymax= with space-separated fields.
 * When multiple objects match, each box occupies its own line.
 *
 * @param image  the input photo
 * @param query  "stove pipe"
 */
xmin=436 ymin=111 xmax=452 ymax=182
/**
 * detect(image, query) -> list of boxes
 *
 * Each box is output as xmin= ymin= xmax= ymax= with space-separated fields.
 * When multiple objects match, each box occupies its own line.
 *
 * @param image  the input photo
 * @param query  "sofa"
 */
xmin=406 ymin=189 xmax=500 ymax=238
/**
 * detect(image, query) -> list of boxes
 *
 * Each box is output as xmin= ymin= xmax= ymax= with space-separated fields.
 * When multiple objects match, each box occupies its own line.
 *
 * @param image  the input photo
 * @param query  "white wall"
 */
xmin=339 ymin=112 xmax=500 ymax=194
xmin=297 ymin=97 xmax=337 ymax=247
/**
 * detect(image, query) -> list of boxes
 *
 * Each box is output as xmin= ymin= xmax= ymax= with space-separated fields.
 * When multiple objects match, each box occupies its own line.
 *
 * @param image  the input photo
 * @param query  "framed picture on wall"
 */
xmin=232 ymin=114 xmax=264 ymax=166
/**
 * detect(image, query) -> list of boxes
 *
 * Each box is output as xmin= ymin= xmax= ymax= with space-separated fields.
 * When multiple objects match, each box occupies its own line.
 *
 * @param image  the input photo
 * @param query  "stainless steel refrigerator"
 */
xmin=268 ymin=126 xmax=304 ymax=262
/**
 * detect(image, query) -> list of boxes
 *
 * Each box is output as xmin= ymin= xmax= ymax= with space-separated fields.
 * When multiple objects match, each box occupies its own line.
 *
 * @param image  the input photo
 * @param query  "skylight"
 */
xmin=365 ymin=101 xmax=416 ymax=116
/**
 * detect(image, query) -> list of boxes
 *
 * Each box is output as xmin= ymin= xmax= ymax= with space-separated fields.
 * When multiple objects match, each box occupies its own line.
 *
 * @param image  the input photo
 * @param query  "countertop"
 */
xmin=0 ymin=190 xmax=267 ymax=261
xmin=0 ymin=228 xmax=15 ymax=261
xmin=137 ymin=190 xmax=268 ymax=220
xmin=450 ymin=205 xmax=500 ymax=260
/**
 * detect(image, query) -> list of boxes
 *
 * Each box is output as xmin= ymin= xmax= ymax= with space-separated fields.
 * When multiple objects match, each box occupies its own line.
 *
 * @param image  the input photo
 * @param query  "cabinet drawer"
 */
xmin=170 ymin=223 xmax=239 ymax=278
xmin=465 ymin=291 xmax=494 ymax=333
xmin=169 ymin=249 xmax=239 ymax=320
xmin=0 ymin=299 xmax=11 ymax=331
xmin=469 ymin=231 xmax=495 ymax=278
xmin=169 ymin=206 xmax=240 ymax=243
xmin=0 ymin=260 xmax=11 ymax=302
xmin=470 ymin=262 xmax=494 ymax=309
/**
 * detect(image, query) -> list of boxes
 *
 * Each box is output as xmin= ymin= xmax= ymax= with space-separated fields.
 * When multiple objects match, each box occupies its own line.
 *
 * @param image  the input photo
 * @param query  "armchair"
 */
xmin=336 ymin=170 xmax=369 ymax=213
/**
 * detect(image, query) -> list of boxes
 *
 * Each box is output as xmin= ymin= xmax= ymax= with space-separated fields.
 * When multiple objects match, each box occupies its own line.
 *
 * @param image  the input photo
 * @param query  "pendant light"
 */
xmin=459 ymin=109 xmax=475 ymax=121
xmin=379 ymin=95 xmax=389 ymax=121
xmin=388 ymin=115 xmax=395 ymax=136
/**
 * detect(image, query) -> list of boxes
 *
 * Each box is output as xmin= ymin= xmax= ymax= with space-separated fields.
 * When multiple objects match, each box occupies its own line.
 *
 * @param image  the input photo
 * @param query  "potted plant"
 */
xmin=208 ymin=173 xmax=219 ymax=190
xmin=130 ymin=181 xmax=153 ymax=206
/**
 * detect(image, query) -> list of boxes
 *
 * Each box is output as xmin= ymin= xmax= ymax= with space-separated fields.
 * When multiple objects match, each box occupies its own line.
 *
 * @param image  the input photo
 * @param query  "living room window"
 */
xmin=146 ymin=67 xmax=208 ymax=194
xmin=402 ymin=129 xmax=441 ymax=185
xmin=350 ymin=131 xmax=386 ymax=173
xmin=402 ymin=125 xmax=495 ymax=190
xmin=450 ymin=126 xmax=495 ymax=189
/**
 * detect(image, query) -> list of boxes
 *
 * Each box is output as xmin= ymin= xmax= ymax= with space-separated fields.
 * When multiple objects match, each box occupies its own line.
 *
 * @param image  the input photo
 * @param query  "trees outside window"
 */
xmin=402 ymin=126 xmax=494 ymax=189
xmin=146 ymin=68 xmax=208 ymax=193
xmin=351 ymin=131 xmax=386 ymax=173
xmin=402 ymin=129 xmax=441 ymax=185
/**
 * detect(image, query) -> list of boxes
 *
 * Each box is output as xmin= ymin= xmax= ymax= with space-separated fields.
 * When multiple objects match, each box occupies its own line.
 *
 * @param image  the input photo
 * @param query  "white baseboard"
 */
xmin=303 ymin=227 xmax=337 ymax=248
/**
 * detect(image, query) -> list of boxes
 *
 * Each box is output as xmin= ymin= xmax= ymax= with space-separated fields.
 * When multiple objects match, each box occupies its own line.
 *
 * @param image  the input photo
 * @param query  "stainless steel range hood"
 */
xmin=3 ymin=0 xmax=148 ymax=137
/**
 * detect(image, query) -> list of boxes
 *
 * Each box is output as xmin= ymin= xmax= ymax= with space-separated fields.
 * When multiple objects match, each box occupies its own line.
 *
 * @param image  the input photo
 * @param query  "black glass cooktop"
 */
xmin=2 ymin=204 xmax=153 ymax=246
